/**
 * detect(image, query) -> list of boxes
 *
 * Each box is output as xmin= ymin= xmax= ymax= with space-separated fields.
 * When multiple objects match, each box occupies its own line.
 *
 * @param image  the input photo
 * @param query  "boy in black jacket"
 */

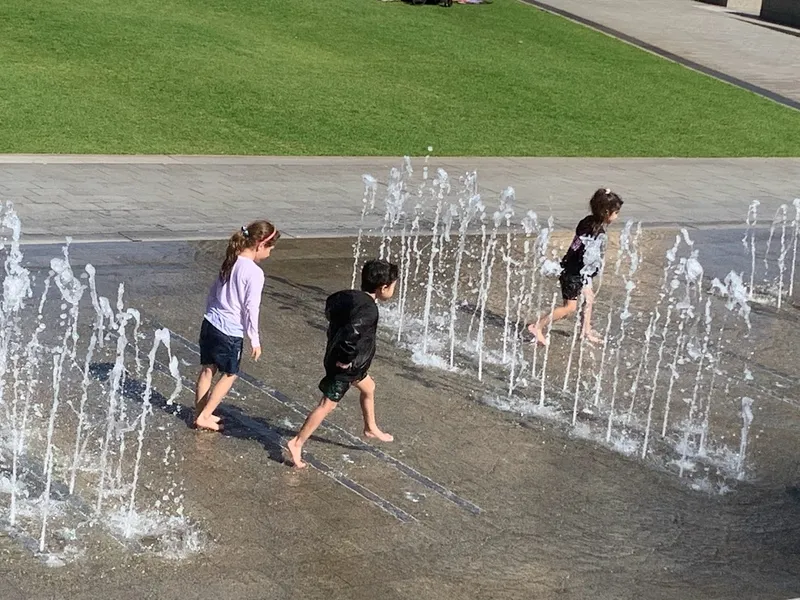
xmin=287 ymin=259 xmax=399 ymax=469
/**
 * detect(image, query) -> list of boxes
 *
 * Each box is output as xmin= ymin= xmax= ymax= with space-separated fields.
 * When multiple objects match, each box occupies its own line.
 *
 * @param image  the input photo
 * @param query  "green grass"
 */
xmin=1 ymin=0 xmax=799 ymax=156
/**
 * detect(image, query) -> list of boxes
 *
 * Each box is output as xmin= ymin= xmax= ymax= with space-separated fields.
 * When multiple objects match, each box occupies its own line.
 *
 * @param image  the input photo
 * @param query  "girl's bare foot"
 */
xmin=194 ymin=415 xmax=222 ymax=432
xmin=527 ymin=323 xmax=548 ymax=346
xmin=583 ymin=330 xmax=603 ymax=344
xmin=286 ymin=437 xmax=307 ymax=469
xmin=364 ymin=428 xmax=394 ymax=442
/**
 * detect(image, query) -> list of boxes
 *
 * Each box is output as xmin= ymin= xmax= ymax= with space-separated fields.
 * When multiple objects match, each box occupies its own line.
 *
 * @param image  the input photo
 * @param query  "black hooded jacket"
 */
xmin=323 ymin=290 xmax=379 ymax=378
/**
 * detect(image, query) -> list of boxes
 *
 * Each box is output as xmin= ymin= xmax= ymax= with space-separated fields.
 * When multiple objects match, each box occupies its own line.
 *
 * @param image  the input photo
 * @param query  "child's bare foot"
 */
xmin=194 ymin=415 xmax=222 ymax=432
xmin=527 ymin=323 xmax=548 ymax=346
xmin=194 ymin=412 xmax=220 ymax=424
xmin=286 ymin=437 xmax=307 ymax=469
xmin=583 ymin=330 xmax=603 ymax=344
xmin=364 ymin=428 xmax=394 ymax=442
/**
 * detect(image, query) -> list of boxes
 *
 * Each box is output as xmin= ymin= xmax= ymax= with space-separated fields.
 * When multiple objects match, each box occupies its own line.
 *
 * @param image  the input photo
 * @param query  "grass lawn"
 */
xmin=0 ymin=0 xmax=799 ymax=156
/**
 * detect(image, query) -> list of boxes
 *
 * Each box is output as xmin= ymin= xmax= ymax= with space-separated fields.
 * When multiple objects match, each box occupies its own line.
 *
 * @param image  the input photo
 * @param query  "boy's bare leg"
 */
xmin=195 ymin=373 xmax=237 ymax=431
xmin=286 ymin=397 xmax=339 ymax=469
xmin=355 ymin=376 xmax=394 ymax=442
xmin=528 ymin=301 xmax=577 ymax=346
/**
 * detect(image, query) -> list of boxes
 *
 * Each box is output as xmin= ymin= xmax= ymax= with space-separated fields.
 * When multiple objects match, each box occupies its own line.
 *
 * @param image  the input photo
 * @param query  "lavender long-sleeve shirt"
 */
xmin=204 ymin=256 xmax=265 ymax=347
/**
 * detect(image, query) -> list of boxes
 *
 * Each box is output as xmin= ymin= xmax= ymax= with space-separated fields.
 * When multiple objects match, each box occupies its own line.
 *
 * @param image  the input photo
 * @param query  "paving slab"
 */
xmin=519 ymin=0 xmax=800 ymax=106
xmin=1 ymin=156 xmax=798 ymax=243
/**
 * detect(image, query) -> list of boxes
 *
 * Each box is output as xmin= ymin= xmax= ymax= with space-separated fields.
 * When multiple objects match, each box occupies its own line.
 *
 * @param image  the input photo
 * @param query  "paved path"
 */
xmin=520 ymin=0 xmax=800 ymax=107
xmin=1 ymin=156 xmax=798 ymax=243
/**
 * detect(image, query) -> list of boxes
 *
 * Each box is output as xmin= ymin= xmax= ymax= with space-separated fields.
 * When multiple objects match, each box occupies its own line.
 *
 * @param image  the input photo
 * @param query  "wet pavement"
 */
xmin=2 ymin=233 xmax=800 ymax=600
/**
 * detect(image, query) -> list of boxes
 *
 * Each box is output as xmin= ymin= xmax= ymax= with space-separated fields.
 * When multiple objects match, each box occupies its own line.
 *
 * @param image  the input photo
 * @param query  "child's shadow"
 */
xmin=89 ymin=363 xmax=359 ymax=467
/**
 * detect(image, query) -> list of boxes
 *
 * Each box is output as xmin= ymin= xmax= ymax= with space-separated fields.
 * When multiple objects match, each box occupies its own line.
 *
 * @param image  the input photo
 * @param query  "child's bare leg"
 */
xmin=355 ymin=376 xmax=393 ymax=442
xmin=580 ymin=287 xmax=602 ymax=343
xmin=195 ymin=365 xmax=216 ymax=415
xmin=528 ymin=301 xmax=576 ymax=345
xmin=195 ymin=373 xmax=237 ymax=431
xmin=286 ymin=397 xmax=338 ymax=468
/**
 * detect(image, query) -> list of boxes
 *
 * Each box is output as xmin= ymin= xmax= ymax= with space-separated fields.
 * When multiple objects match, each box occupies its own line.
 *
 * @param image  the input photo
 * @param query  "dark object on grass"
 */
xmin=408 ymin=0 xmax=453 ymax=6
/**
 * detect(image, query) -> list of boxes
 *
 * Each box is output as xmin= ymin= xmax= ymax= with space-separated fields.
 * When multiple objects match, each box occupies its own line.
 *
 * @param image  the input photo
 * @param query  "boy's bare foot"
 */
xmin=286 ymin=437 xmax=307 ymax=469
xmin=194 ymin=415 xmax=222 ymax=432
xmin=526 ymin=323 xmax=548 ymax=346
xmin=364 ymin=428 xmax=394 ymax=442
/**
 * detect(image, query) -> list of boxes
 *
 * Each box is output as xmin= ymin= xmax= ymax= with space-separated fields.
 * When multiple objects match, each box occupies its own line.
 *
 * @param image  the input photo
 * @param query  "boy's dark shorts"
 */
xmin=318 ymin=371 xmax=367 ymax=402
xmin=199 ymin=319 xmax=243 ymax=375
xmin=559 ymin=272 xmax=584 ymax=302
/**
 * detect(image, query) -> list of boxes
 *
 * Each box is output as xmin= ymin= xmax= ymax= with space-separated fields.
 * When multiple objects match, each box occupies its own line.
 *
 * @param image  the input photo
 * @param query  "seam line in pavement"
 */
xmin=154 ymin=361 xmax=417 ymax=524
xmin=163 ymin=327 xmax=483 ymax=516
xmin=518 ymin=0 xmax=800 ymax=112
xmin=15 ymin=221 xmax=780 ymax=247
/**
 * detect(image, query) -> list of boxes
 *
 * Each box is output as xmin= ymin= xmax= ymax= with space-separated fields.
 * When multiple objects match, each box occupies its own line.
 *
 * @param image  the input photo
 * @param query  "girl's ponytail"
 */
xmin=219 ymin=230 xmax=249 ymax=283
xmin=219 ymin=221 xmax=280 ymax=283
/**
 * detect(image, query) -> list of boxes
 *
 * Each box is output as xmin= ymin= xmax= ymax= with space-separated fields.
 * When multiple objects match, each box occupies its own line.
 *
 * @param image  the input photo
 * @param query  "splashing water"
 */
xmin=0 ymin=202 xmax=200 ymax=563
xmin=352 ymin=175 xmax=378 ymax=289
xmin=738 ymin=397 xmax=755 ymax=480
xmin=354 ymin=158 xmax=795 ymax=491
xmin=743 ymin=200 xmax=759 ymax=299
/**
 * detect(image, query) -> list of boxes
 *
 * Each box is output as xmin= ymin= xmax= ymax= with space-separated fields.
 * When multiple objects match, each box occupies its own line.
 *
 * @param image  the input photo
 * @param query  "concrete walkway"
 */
xmin=1 ymin=155 xmax=798 ymax=243
xmin=521 ymin=0 xmax=800 ymax=106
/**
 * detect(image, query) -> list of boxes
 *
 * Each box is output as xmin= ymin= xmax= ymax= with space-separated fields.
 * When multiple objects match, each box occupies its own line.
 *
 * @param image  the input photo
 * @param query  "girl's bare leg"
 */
xmin=528 ymin=301 xmax=577 ymax=345
xmin=195 ymin=365 xmax=217 ymax=416
xmin=355 ymin=376 xmax=393 ymax=442
xmin=195 ymin=373 xmax=237 ymax=431
xmin=286 ymin=397 xmax=339 ymax=468
xmin=580 ymin=286 xmax=602 ymax=343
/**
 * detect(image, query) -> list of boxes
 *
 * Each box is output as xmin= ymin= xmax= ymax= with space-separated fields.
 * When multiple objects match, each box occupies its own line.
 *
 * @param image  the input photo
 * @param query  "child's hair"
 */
xmin=588 ymin=188 xmax=624 ymax=233
xmin=360 ymin=259 xmax=399 ymax=293
xmin=219 ymin=220 xmax=280 ymax=283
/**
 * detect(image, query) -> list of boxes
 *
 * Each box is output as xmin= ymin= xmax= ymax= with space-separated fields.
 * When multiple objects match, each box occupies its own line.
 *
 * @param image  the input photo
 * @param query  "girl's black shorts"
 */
xmin=199 ymin=319 xmax=243 ymax=375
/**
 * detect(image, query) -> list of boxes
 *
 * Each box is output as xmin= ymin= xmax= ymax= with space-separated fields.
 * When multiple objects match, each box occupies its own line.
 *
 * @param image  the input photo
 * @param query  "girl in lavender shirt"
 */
xmin=195 ymin=220 xmax=280 ymax=431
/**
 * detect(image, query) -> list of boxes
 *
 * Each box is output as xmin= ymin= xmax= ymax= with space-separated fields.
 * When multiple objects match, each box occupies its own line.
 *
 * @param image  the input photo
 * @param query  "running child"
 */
xmin=527 ymin=188 xmax=623 ymax=345
xmin=286 ymin=259 xmax=398 ymax=469
xmin=195 ymin=220 xmax=280 ymax=431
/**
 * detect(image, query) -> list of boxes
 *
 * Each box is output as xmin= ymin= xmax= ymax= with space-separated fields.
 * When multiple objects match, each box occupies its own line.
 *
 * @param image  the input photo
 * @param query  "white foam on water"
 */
xmin=611 ymin=434 xmax=640 ymax=457
xmin=670 ymin=458 xmax=697 ymax=473
xmin=107 ymin=508 xmax=205 ymax=559
xmin=404 ymin=491 xmax=425 ymax=503
xmin=482 ymin=393 xmax=563 ymax=422
xmin=690 ymin=477 xmax=733 ymax=496
xmin=12 ymin=496 xmax=68 ymax=521
xmin=0 ymin=475 xmax=24 ymax=495
xmin=569 ymin=422 xmax=641 ymax=458
xmin=410 ymin=349 xmax=454 ymax=371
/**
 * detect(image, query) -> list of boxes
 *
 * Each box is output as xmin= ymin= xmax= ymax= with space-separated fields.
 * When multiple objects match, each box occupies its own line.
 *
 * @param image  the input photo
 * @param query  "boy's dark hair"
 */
xmin=588 ymin=188 xmax=623 ymax=233
xmin=361 ymin=259 xmax=399 ymax=293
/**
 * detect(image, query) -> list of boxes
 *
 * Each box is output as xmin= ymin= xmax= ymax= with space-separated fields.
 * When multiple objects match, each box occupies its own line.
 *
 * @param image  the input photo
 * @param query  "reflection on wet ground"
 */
xmin=1 ymin=229 xmax=800 ymax=600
